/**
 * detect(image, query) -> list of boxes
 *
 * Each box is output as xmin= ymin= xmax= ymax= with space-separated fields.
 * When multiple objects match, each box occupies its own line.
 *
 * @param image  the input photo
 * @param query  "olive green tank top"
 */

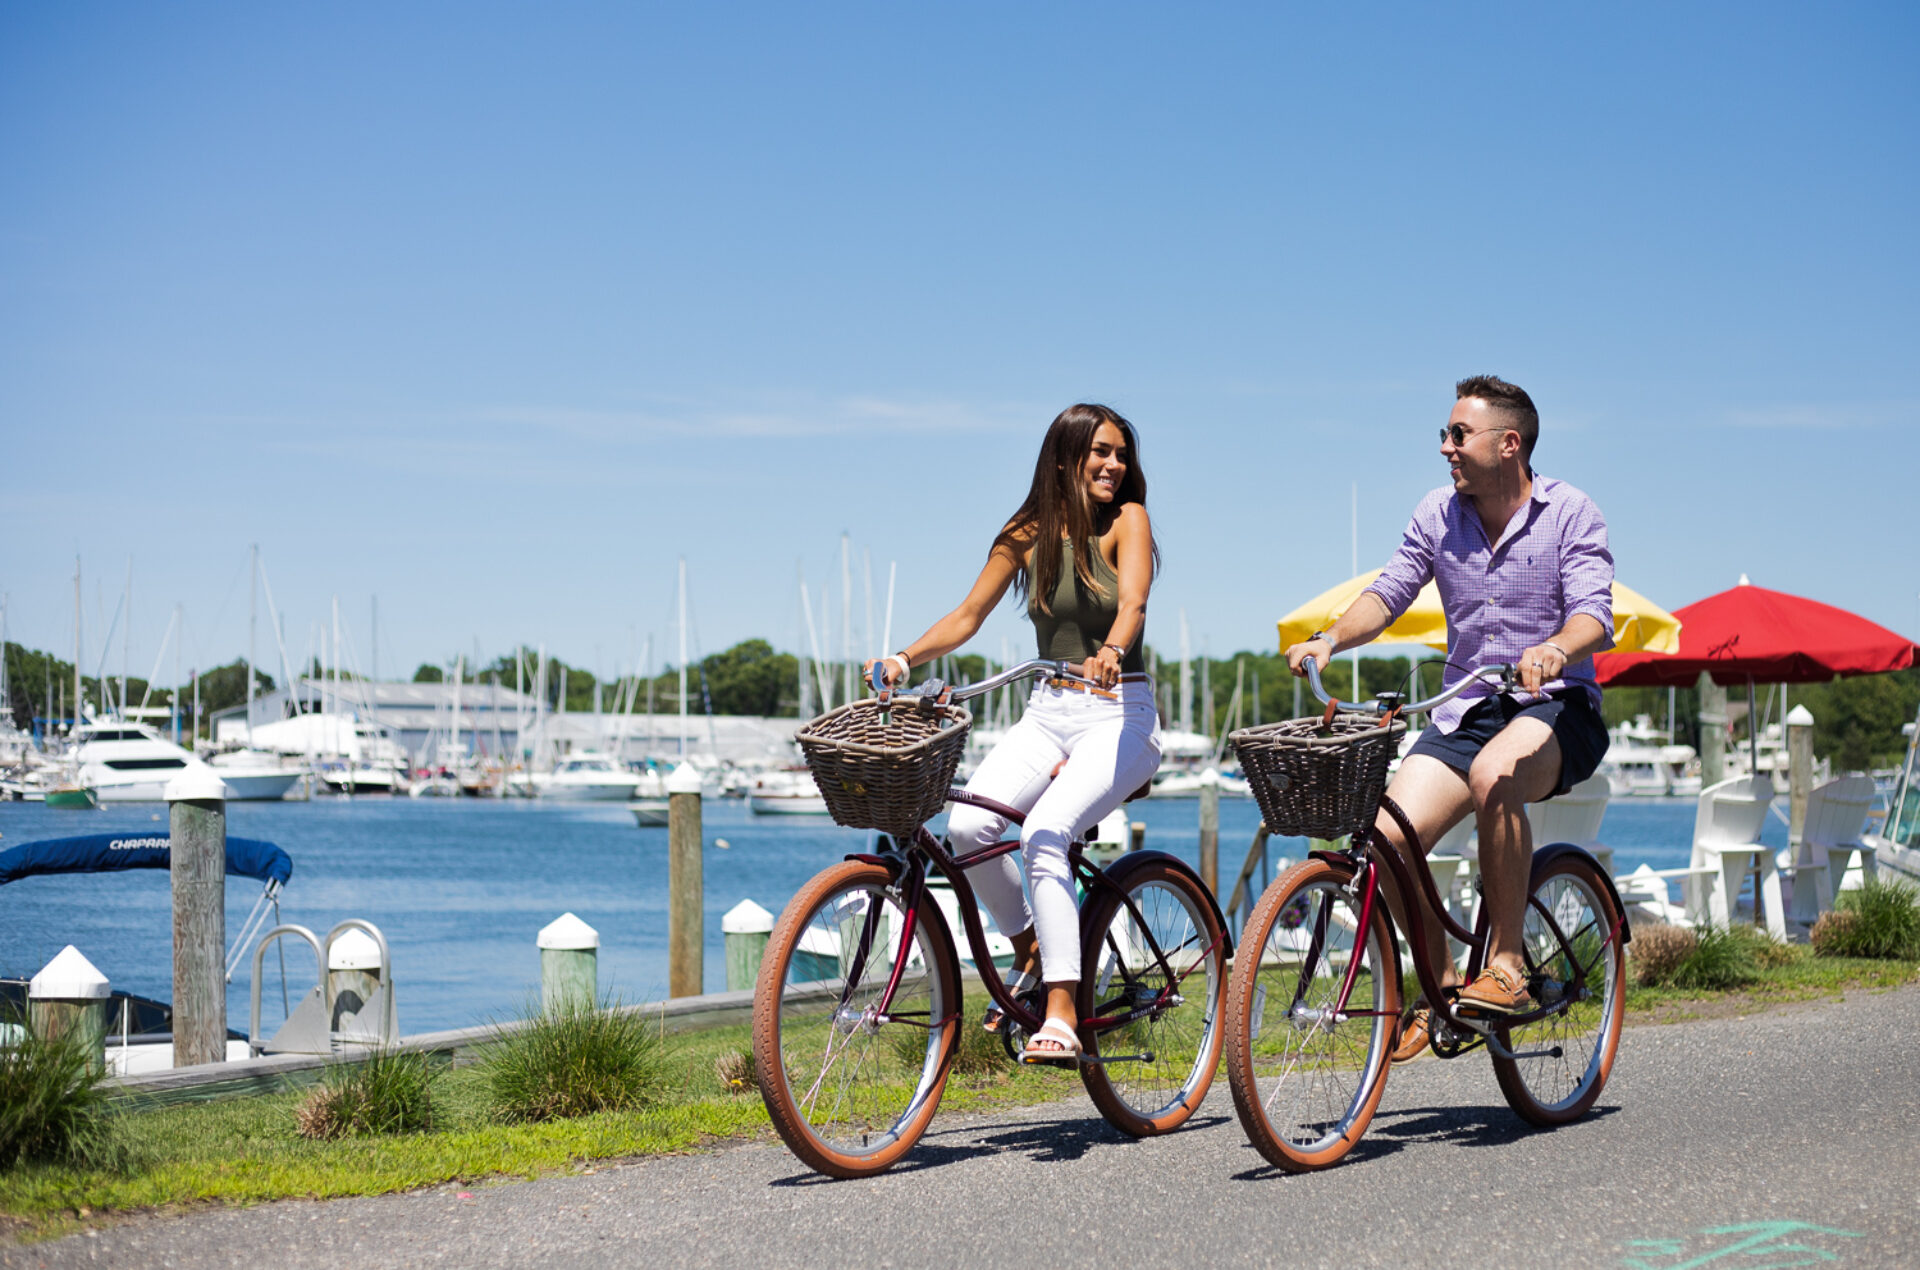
xmin=1027 ymin=538 xmax=1146 ymax=674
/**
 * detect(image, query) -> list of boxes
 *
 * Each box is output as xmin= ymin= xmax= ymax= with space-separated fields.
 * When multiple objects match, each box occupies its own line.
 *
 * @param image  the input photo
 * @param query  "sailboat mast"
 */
xmin=841 ymin=534 xmax=852 ymax=707
xmin=73 ymin=557 xmax=82 ymax=730
xmin=121 ymin=558 xmax=131 ymax=719
xmin=247 ymin=544 xmax=259 ymax=731
xmin=687 ymin=553 xmax=695 ymax=753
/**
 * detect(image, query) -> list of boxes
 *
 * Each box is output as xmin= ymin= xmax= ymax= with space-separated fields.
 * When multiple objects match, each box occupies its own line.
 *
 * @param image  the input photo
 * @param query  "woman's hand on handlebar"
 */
xmin=863 ymin=656 xmax=907 ymax=693
xmin=1085 ymin=645 xmax=1122 ymax=690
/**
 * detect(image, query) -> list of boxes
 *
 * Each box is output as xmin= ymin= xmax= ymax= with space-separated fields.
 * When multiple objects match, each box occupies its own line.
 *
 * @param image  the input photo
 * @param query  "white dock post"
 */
xmin=167 ymin=769 xmax=229 ymax=1067
xmin=29 ymin=946 xmax=109 ymax=1076
xmin=328 ymin=928 xmax=384 ymax=1034
xmin=667 ymin=763 xmax=705 ymax=997
xmin=1787 ymin=705 xmax=1816 ymax=846
xmin=722 ymin=900 xmax=773 ymax=992
xmin=538 ymin=913 xmax=600 ymax=1011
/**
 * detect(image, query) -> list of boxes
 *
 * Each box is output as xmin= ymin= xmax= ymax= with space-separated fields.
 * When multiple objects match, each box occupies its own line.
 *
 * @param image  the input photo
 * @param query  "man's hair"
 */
xmin=1455 ymin=374 xmax=1538 ymax=464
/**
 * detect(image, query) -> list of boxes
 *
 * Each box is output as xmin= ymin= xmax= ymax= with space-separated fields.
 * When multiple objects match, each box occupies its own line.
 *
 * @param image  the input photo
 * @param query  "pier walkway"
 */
xmin=9 ymin=985 xmax=1919 ymax=1268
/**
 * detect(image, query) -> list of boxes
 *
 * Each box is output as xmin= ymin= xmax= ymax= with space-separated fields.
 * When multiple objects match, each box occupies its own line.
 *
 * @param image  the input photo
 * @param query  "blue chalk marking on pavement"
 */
xmin=1622 ymin=1221 xmax=1864 ymax=1269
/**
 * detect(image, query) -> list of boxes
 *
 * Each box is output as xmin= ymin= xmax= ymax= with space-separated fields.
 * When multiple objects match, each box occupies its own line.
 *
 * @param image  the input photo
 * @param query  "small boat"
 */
xmin=44 ymin=785 xmax=99 ymax=809
xmin=208 ymin=748 xmax=305 ymax=801
xmin=531 ymin=752 xmax=644 ymax=801
xmin=318 ymin=763 xmax=405 ymax=795
xmin=747 ymin=769 xmax=829 ymax=816
xmin=631 ymin=801 xmax=670 ymax=827
xmin=1149 ymin=766 xmax=1251 ymax=798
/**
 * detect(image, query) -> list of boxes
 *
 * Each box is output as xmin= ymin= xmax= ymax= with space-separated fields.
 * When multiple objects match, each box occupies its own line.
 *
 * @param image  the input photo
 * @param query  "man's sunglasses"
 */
xmin=1440 ymin=423 xmax=1510 ymax=446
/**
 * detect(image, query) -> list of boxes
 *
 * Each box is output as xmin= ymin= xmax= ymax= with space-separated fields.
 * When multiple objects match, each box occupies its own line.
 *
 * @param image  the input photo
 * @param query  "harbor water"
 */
xmin=0 ymin=795 xmax=1788 ymax=1036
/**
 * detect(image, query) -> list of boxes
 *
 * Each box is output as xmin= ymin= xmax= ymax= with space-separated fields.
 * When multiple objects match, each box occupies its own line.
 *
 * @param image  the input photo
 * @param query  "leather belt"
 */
xmin=1043 ymin=672 xmax=1152 ymax=701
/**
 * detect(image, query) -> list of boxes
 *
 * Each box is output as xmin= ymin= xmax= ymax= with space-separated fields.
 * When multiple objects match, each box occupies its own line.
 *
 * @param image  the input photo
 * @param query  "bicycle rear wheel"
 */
xmin=752 ymin=859 xmax=962 ymax=1177
xmin=1224 ymin=857 xmax=1399 ymax=1172
xmin=1076 ymin=859 xmax=1226 ymax=1136
xmin=1490 ymin=850 xmax=1626 ymax=1126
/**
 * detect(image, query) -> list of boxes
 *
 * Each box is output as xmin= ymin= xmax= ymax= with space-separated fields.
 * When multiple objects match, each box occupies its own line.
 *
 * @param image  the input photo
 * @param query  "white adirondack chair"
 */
xmin=1685 ymin=775 xmax=1784 ymax=937
xmin=1527 ymin=773 xmax=1613 ymax=873
xmin=1783 ymin=774 xmax=1878 ymax=924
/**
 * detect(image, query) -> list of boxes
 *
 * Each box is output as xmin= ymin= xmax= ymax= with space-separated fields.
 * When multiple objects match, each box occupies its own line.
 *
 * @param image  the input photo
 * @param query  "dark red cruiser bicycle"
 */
xmin=752 ymin=659 xmax=1228 ymax=1178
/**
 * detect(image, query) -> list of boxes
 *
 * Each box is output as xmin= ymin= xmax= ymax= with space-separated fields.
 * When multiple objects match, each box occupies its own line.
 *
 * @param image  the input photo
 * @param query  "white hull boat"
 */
xmin=532 ymin=753 xmax=644 ymax=801
xmin=209 ymin=750 xmax=304 ymax=801
xmin=73 ymin=720 xmax=217 ymax=802
xmin=748 ymin=770 xmax=829 ymax=816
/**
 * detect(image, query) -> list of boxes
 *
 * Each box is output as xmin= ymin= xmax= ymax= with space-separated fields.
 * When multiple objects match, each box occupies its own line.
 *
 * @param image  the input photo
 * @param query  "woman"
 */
xmin=865 ymin=403 xmax=1161 ymax=1061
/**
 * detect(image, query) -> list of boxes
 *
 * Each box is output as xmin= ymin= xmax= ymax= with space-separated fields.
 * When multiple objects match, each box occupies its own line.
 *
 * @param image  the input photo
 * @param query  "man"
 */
xmin=1287 ymin=374 xmax=1612 ymax=1053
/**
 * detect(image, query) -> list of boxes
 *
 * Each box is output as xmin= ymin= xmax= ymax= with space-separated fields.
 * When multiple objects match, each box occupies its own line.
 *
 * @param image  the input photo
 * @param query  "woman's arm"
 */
xmin=864 ymin=531 xmax=1028 ymax=688
xmin=1086 ymin=503 xmax=1153 ymax=689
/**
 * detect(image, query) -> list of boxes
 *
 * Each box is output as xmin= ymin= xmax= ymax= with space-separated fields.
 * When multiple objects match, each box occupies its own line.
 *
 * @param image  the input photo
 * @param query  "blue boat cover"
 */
xmin=0 ymin=834 xmax=292 ymax=887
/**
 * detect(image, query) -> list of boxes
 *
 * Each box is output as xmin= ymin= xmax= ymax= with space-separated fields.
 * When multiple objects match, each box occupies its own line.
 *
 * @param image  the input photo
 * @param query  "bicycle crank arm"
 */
xmin=1077 ymin=1051 xmax=1157 ymax=1066
xmin=1482 ymin=1034 xmax=1564 ymax=1062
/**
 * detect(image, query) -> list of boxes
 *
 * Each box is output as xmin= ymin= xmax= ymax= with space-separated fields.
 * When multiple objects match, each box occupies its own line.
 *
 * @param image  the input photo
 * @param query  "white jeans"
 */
xmin=949 ymin=678 xmax=1161 ymax=984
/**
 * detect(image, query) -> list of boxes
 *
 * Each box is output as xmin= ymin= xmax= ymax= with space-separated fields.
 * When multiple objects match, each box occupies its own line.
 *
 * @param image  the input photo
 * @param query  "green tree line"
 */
xmin=4 ymin=642 xmax=270 ymax=734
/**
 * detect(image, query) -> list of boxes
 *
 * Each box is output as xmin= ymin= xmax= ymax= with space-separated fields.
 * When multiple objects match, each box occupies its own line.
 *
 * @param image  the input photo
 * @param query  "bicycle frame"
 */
xmin=1305 ymin=793 xmax=1627 ymax=1059
xmin=841 ymin=786 xmax=1227 ymax=1047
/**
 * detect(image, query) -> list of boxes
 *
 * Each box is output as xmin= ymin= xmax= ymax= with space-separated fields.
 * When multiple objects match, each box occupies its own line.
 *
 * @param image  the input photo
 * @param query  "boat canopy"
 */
xmin=0 ymin=833 xmax=293 ymax=888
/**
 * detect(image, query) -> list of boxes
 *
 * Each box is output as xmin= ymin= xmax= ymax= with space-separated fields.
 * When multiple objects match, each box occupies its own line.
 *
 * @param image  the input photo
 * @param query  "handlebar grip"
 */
xmin=868 ymin=661 xmax=889 ymax=693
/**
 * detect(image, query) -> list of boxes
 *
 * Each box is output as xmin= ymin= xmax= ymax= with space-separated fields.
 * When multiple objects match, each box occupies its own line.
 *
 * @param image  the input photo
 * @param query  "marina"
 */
xmin=1 ymin=790 xmax=1760 ymax=1037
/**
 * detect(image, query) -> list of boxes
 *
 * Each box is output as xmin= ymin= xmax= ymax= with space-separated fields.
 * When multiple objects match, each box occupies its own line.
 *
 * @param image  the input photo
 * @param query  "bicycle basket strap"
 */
xmin=796 ymin=697 xmax=973 ymax=838
xmin=1228 ymin=714 xmax=1409 ymax=840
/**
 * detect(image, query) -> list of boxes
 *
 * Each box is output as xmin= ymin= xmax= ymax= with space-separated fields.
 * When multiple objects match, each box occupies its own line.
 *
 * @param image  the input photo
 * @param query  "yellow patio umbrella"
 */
xmin=1277 ymin=573 xmax=1682 ymax=655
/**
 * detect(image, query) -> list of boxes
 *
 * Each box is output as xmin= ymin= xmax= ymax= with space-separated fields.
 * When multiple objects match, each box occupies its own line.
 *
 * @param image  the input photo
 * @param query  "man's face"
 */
xmin=1439 ymin=396 xmax=1512 ymax=495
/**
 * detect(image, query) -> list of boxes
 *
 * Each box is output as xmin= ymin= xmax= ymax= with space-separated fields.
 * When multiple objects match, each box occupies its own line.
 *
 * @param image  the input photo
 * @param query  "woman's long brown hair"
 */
xmin=998 ymin=403 xmax=1159 ymax=615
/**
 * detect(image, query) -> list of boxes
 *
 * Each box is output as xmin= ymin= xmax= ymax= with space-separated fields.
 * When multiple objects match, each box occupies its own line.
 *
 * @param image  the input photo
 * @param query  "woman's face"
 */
xmin=1081 ymin=421 xmax=1129 ymax=504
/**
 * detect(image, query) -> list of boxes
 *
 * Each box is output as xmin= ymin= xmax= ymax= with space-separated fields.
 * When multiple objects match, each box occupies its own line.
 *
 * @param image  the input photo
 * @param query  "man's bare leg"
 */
xmin=1371 ymin=755 xmax=1475 ymax=989
xmin=1467 ymin=718 xmax=1562 ymax=984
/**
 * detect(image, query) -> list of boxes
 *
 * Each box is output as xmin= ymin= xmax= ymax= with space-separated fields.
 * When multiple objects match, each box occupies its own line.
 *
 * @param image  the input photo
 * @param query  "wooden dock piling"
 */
xmin=667 ymin=764 xmax=704 ymax=997
xmin=168 ymin=771 xmax=229 ymax=1067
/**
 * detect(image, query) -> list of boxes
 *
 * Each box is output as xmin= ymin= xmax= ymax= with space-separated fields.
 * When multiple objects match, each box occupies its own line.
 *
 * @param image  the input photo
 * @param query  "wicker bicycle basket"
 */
xmin=1229 ymin=713 xmax=1409 ymax=840
xmin=796 ymin=697 xmax=973 ymax=839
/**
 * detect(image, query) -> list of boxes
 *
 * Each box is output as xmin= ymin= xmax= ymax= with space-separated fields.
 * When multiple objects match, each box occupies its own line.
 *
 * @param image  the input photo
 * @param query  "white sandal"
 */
xmin=982 ymin=969 xmax=1040 ymax=1034
xmin=1019 ymin=1017 xmax=1082 ymax=1064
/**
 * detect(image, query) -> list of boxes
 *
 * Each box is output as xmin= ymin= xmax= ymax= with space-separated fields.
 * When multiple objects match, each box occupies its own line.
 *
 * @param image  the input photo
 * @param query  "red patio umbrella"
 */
xmin=1595 ymin=579 xmax=1919 ymax=770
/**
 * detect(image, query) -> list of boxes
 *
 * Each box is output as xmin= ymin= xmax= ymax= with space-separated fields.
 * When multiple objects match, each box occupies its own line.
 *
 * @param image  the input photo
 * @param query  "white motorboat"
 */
xmin=208 ymin=749 xmax=304 ymax=801
xmin=1599 ymin=715 xmax=1698 ymax=797
xmin=71 ymin=720 xmax=218 ymax=802
xmin=318 ymin=764 xmax=405 ymax=795
xmin=532 ymin=752 xmax=644 ymax=801
xmin=748 ymin=768 xmax=830 ymax=815
xmin=1149 ymin=766 xmax=1250 ymax=798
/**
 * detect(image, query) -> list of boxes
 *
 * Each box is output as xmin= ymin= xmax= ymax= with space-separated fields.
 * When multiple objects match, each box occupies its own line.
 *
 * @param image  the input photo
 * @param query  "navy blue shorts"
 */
xmin=1402 ymin=689 xmax=1610 ymax=798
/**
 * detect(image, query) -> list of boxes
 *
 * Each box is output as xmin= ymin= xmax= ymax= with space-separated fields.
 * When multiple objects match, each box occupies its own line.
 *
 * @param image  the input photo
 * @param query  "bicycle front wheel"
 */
xmin=752 ymin=859 xmax=962 ymax=1178
xmin=1490 ymin=850 xmax=1626 ymax=1126
xmin=1076 ymin=859 xmax=1226 ymax=1136
xmin=1224 ymin=857 xmax=1399 ymax=1172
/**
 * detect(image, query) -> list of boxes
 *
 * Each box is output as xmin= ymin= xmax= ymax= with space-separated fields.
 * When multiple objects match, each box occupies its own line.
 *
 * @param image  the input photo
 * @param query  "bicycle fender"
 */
xmin=1531 ymin=842 xmax=1633 ymax=946
xmin=1102 ymin=850 xmax=1235 ymax=961
xmin=843 ymin=852 xmax=906 ymax=880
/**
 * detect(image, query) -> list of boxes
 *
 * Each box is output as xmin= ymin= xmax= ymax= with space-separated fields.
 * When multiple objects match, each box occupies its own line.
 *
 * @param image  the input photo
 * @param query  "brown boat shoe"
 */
xmin=1391 ymin=997 xmax=1432 ymax=1064
xmin=1455 ymin=963 xmax=1534 ymax=1016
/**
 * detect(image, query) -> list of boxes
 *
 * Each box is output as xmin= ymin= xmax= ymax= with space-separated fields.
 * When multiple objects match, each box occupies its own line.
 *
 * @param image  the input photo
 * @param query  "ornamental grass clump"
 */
xmin=1629 ymin=922 xmax=1696 ymax=987
xmin=0 ymin=1018 xmax=124 ymax=1169
xmin=294 ymin=1049 xmax=437 ymax=1140
xmin=483 ymin=997 xmax=665 ymax=1123
xmin=1811 ymin=878 xmax=1920 ymax=961
xmin=715 ymin=1048 xmax=756 ymax=1095
xmin=1669 ymin=923 xmax=1761 ymax=991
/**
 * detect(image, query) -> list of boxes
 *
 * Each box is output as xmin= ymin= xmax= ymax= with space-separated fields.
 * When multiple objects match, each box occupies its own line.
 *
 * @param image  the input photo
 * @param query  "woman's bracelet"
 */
xmin=1544 ymin=641 xmax=1569 ymax=661
xmin=888 ymin=653 xmax=911 ymax=680
xmin=1101 ymin=643 xmax=1126 ymax=659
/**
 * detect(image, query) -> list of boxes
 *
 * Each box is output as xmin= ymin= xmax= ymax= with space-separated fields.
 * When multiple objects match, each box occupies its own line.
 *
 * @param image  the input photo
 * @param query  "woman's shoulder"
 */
xmin=1107 ymin=501 xmax=1152 ymax=536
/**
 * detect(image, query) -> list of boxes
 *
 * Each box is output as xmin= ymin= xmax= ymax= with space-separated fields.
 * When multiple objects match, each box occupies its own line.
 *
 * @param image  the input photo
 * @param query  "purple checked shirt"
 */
xmin=1364 ymin=474 xmax=1614 ymax=734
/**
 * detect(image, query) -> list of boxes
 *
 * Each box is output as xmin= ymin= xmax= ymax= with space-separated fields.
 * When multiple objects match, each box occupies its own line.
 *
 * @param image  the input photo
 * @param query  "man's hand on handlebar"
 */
xmin=1515 ymin=640 xmax=1566 ymax=694
xmin=1285 ymin=634 xmax=1334 ymax=679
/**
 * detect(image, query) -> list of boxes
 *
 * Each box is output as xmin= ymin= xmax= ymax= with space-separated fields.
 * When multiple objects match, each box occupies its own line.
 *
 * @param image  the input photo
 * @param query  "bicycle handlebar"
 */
xmin=872 ymin=657 xmax=1101 ymax=705
xmin=1300 ymin=655 xmax=1517 ymax=718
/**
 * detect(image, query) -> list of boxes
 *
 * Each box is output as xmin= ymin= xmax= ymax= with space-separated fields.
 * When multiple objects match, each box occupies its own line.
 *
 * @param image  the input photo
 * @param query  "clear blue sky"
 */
xmin=5 ymin=4 xmax=1916 ymax=687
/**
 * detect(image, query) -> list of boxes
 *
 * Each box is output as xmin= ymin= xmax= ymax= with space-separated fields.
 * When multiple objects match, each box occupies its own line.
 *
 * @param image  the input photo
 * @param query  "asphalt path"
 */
xmin=9 ymin=986 xmax=1919 ymax=1269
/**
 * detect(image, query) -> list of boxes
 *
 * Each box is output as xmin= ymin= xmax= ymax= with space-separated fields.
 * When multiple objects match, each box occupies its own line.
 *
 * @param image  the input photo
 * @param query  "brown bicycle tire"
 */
xmin=1224 ymin=856 xmax=1400 ymax=1172
xmin=1076 ymin=858 xmax=1227 ymax=1136
xmin=752 ymin=859 xmax=962 ymax=1178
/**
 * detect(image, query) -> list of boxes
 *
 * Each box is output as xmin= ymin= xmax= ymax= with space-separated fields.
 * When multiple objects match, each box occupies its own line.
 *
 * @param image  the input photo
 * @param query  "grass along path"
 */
xmin=7 ymin=962 xmax=1919 ymax=1241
